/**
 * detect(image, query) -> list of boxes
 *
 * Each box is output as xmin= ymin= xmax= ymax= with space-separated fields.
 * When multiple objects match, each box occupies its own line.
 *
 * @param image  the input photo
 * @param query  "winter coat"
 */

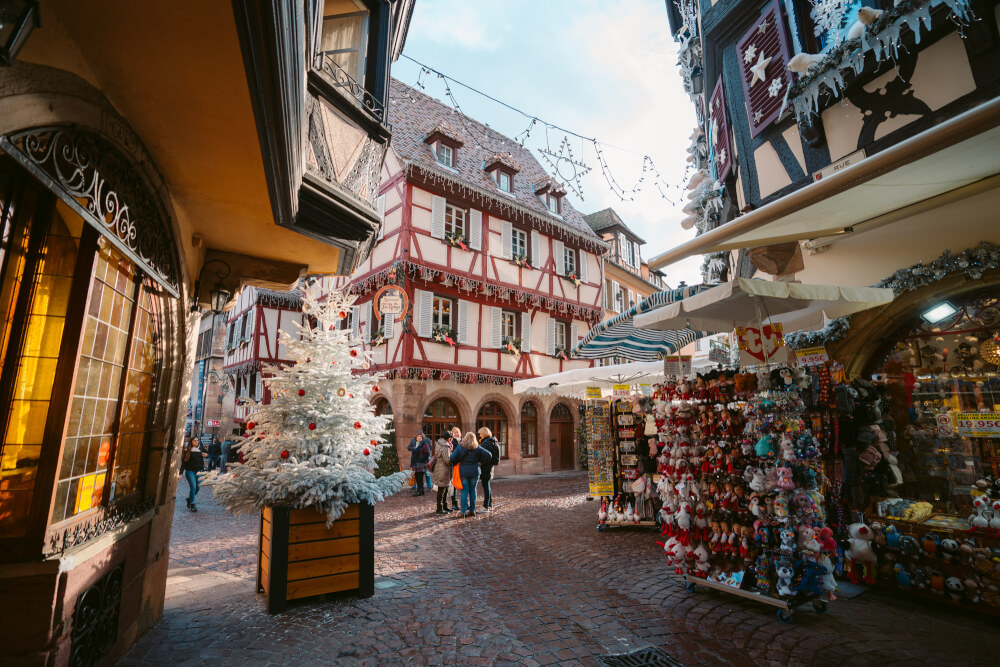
xmin=478 ymin=437 xmax=501 ymax=481
xmin=182 ymin=446 xmax=205 ymax=472
xmin=430 ymin=439 xmax=454 ymax=487
xmin=408 ymin=437 xmax=432 ymax=472
xmin=450 ymin=441 xmax=493 ymax=478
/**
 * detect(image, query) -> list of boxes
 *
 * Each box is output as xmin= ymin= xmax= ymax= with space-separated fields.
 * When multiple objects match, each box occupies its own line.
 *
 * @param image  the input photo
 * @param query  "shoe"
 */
xmin=417 ymin=490 xmax=425 ymax=496
xmin=436 ymin=508 xmax=446 ymax=515
xmin=186 ymin=498 xmax=192 ymax=509
xmin=457 ymin=512 xmax=466 ymax=519
xmin=444 ymin=506 xmax=453 ymax=513
xmin=190 ymin=504 xmax=198 ymax=512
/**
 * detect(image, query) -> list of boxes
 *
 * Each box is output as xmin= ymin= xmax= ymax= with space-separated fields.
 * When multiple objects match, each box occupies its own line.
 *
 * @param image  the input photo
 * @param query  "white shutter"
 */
xmin=627 ymin=290 xmax=635 ymax=308
xmin=530 ymin=230 xmax=541 ymax=266
xmin=634 ymin=242 xmax=641 ymax=267
xmin=553 ymin=240 xmax=565 ymax=275
xmin=457 ymin=300 xmax=470 ymax=345
xmin=383 ymin=313 xmax=394 ymax=339
xmin=579 ymin=251 xmax=589 ymax=283
xmin=571 ymin=323 xmax=579 ymax=351
xmin=431 ymin=195 xmax=446 ymax=239
xmin=546 ymin=316 xmax=556 ymax=356
xmin=377 ymin=194 xmax=386 ymax=240
xmin=490 ymin=306 xmax=502 ymax=348
xmin=468 ymin=209 xmax=482 ymax=251
xmin=351 ymin=305 xmax=361 ymax=339
xmin=361 ymin=301 xmax=372 ymax=341
xmin=416 ymin=289 xmax=433 ymax=338
xmin=521 ymin=312 xmax=531 ymax=353
xmin=501 ymin=221 xmax=512 ymax=259
xmin=255 ymin=374 xmax=263 ymax=401
xmin=612 ymin=281 xmax=620 ymax=311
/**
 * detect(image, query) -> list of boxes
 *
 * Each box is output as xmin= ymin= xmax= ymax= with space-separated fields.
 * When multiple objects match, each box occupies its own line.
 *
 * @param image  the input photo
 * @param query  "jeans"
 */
xmin=460 ymin=474 xmax=479 ymax=513
xmin=480 ymin=476 xmax=492 ymax=508
xmin=208 ymin=454 xmax=221 ymax=471
xmin=220 ymin=443 xmax=231 ymax=473
xmin=184 ymin=470 xmax=200 ymax=505
xmin=425 ymin=471 xmax=433 ymax=488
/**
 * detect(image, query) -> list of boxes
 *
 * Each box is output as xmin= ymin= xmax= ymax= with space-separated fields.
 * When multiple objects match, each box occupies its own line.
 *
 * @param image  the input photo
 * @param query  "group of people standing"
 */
xmin=408 ymin=426 xmax=500 ymax=518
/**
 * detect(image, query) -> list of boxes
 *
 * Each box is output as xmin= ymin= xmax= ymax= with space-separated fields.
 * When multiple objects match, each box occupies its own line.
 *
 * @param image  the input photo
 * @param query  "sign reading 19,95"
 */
xmin=954 ymin=413 xmax=1000 ymax=437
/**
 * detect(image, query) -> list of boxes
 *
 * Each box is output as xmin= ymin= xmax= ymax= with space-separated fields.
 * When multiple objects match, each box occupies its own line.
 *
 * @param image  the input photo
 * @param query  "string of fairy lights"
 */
xmin=400 ymin=54 xmax=693 ymax=205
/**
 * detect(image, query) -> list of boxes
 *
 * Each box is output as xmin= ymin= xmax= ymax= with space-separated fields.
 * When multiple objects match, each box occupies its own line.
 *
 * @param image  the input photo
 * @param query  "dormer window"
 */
xmin=534 ymin=179 xmax=565 ymax=216
xmin=498 ymin=171 xmax=511 ymax=192
xmin=484 ymin=154 xmax=520 ymax=195
xmin=436 ymin=143 xmax=454 ymax=168
xmin=545 ymin=193 xmax=560 ymax=214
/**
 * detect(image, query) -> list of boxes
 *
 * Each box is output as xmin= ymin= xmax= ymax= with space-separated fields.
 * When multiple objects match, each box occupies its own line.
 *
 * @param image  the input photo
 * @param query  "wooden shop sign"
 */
xmin=954 ymin=412 xmax=1000 ymax=437
xmin=372 ymin=285 xmax=408 ymax=321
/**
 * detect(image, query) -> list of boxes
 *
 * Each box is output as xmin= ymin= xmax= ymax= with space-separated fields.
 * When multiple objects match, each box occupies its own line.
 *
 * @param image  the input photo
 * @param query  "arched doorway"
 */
xmin=476 ymin=402 xmax=508 ymax=459
xmin=422 ymin=398 xmax=460 ymax=442
xmin=520 ymin=402 xmax=538 ymax=458
xmin=550 ymin=403 xmax=575 ymax=470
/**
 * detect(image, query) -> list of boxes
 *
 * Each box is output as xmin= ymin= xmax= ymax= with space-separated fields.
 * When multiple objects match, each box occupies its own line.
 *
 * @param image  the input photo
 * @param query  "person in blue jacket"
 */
xmin=449 ymin=432 xmax=493 ymax=517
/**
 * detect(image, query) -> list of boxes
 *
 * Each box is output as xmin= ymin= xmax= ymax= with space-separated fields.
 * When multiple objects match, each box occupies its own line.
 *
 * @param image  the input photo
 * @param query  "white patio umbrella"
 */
xmin=513 ymin=360 xmax=665 ymax=400
xmin=634 ymin=278 xmax=894 ymax=334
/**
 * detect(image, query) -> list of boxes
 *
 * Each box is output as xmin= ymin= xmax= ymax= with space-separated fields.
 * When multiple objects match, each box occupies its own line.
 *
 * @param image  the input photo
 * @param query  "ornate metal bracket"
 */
xmin=45 ymin=499 xmax=154 ymax=557
xmin=0 ymin=127 xmax=180 ymax=296
xmin=71 ymin=563 xmax=124 ymax=666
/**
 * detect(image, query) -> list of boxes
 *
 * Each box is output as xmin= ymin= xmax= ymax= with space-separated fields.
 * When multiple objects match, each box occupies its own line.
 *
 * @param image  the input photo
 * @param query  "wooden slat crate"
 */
xmin=257 ymin=503 xmax=374 ymax=613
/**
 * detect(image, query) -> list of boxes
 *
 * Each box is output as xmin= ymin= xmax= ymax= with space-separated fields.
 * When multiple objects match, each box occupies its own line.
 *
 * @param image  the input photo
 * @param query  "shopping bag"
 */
xmin=408 ymin=475 xmax=416 ymax=487
xmin=452 ymin=463 xmax=463 ymax=490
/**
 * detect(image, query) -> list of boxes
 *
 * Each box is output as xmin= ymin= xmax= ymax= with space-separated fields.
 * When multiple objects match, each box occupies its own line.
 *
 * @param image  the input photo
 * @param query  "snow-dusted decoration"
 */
xmin=810 ymin=0 xmax=854 ymax=47
xmin=767 ymin=77 xmax=784 ymax=98
xmin=743 ymin=43 xmax=758 ymax=64
xmin=537 ymin=136 xmax=592 ymax=199
xmin=708 ymin=77 xmax=733 ymax=182
xmin=674 ymin=0 xmax=705 ymax=104
xmin=787 ymin=0 xmax=974 ymax=120
xmin=205 ymin=285 xmax=409 ymax=525
xmin=737 ymin=0 xmax=794 ymax=137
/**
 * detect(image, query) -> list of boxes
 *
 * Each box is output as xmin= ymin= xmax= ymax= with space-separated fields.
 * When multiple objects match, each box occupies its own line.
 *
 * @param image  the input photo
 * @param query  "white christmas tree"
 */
xmin=206 ymin=283 xmax=409 ymax=524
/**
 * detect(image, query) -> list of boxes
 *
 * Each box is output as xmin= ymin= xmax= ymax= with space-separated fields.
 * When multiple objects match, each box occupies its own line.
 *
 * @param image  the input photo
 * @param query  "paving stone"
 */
xmin=119 ymin=472 xmax=996 ymax=666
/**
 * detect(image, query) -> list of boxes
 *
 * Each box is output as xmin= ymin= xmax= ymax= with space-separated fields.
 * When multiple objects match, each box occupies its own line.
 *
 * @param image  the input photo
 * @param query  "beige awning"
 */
xmin=648 ymin=97 xmax=1000 ymax=270
xmin=633 ymin=278 xmax=894 ymax=333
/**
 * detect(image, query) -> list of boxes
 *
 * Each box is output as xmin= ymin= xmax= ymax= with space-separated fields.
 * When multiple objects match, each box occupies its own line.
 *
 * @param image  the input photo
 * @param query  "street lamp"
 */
xmin=0 ymin=1 xmax=40 ymax=66
xmin=191 ymin=258 xmax=232 ymax=314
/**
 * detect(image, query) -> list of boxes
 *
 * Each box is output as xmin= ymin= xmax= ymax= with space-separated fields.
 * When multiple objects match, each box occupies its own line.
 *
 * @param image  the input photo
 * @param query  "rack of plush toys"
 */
xmin=648 ymin=367 xmax=838 ymax=622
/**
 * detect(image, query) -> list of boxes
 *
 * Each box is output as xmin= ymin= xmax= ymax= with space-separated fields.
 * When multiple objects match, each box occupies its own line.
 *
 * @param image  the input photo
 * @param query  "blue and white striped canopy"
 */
xmin=573 ymin=285 xmax=714 ymax=361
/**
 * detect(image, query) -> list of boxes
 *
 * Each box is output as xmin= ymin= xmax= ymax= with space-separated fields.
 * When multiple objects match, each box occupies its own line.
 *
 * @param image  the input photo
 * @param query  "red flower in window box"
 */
xmin=562 ymin=272 xmax=582 ymax=288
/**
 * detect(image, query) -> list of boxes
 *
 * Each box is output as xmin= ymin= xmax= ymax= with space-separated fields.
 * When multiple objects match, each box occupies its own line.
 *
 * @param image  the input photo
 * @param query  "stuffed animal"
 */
xmin=819 ymin=527 xmax=837 ymax=554
xmin=798 ymin=526 xmax=822 ymax=553
xmin=990 ymin=500 xmax=1000 ymax=532
xmin=845 ymin=522 xmax=877 ymax=584
xmin=693 ymin=544 xmax=711 ymax=577
xmin=899 ymin=535 xmax=922 ymax=559
xmin=945 ymin=576 xmax=964 ymax=601
xmin=792 ymin=558 xmax=827 ymax=597
xmin=775 ymin=558 xmax=795 ymax=596
xmin=776 ymin=466 xmax=795 ymax=490
xmin=779 ymin=528 xmax=796 ymax=552
xmin=940 ymin=538 xmax=960 ymax=564
xmin=773 ymin=493 xmax=789 ymax=522
xmin=787 ymin=52 xmax=825 ymax=74
xmin=884 ymin=524 xmax=901 ymax=550
xmin=819 ymin=554 xmax=838 ymax=599
xmin=598 ymin=499 xmax=608 ymax=524
xmin=894 ymin=563 xmax=911 ymax=590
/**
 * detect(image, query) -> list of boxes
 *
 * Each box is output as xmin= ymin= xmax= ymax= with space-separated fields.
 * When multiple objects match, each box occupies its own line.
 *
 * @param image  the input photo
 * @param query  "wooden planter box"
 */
xmin=257 ymin=503 xmax=374 ymax=613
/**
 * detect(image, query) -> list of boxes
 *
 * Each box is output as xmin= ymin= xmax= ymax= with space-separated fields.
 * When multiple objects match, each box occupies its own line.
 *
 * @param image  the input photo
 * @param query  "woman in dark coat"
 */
xmin=477 ymin=427 xmax=501 ymax=510
xmin=179 ymin=437 xmax=206 ymax=512
xmin=449 ymin=432 xmax=493 ymax=517
xmin=407 ymin=430 xmax=432 ymax=496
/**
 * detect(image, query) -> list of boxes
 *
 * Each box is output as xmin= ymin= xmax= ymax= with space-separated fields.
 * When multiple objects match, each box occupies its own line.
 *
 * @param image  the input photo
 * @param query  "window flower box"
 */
xmin=554 ymin=345 xmax=572 ymax=361
xmin=502 ymin=336 xmax=521 ymax=357
xmin=371 ymin=329 xmax=386 ymax=347
xmin=562 ymin=272 xmax=582 ymax=288
xmin=432 ymin=325 xmax=458 ymax=347
xmin=444 ymin=231 xmax=469 ymax=251
xmin=511 ymin=253 xmax=531 ymax=269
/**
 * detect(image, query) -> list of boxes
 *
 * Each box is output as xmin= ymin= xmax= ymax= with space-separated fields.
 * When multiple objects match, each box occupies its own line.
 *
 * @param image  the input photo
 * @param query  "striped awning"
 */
xmin=573 ymin=285 xmax=714 ymax=361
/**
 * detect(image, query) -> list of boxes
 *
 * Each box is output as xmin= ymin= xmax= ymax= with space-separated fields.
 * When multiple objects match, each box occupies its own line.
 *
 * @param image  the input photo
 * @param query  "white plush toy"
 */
xmin=787 ymin=52 xmax=825 ymax=74
xmin=846 ymin=7 xmax=883 ymax=39
xmin=846 ymin=523 xmax=877 ymax=563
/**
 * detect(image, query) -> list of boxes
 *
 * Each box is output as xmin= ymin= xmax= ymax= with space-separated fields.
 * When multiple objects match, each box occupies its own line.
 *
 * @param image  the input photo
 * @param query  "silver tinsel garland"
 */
xmin=786 ymin=241 xmax=1000 ymax=349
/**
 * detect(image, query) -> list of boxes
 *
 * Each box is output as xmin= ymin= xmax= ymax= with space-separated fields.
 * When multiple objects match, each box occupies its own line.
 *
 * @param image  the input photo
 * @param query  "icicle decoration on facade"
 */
xmin=787 ymin=0 xmax=974 ymax=120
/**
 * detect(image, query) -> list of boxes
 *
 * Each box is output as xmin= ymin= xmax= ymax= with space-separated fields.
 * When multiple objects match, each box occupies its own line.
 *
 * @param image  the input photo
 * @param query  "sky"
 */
xmin=392 ymin=0 xmax=705 ymax=286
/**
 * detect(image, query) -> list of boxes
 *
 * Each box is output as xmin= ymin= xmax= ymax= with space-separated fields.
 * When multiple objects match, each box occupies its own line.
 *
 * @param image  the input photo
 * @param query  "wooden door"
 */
xmin=550 ymin=404 xmax=574 ymax=470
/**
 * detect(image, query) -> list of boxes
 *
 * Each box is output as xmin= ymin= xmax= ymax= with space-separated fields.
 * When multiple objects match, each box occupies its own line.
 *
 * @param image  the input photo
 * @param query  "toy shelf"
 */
xmin=684 ymin=574 xmax=828 ymax=623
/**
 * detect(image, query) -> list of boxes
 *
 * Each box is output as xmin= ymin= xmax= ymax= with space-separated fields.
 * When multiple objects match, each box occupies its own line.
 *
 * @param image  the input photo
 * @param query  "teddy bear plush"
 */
xmin=845 ymin=522 xmax=877 ymax=584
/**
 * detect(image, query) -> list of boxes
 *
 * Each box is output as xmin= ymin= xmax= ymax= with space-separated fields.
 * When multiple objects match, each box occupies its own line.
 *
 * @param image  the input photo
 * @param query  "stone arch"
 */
xmin=471 ymin=392 xmax=518 ymax=425
xmin=830 ymin=267 xmax=1000 ymax=377
xmin=419 ymin=389 xmax=472 ymax=436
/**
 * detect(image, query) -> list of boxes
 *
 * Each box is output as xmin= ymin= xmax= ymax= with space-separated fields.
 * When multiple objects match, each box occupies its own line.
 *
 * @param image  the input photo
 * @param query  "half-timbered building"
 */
xmin=347 ymin=80 xmax=608 ymax=474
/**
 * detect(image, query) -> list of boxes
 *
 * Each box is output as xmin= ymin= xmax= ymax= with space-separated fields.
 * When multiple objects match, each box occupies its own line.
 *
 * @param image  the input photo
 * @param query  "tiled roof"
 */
xmin=388 ymin=80 xmax=599 ymax=242
xmin=583 ymin=208 xmax=646 ymax=244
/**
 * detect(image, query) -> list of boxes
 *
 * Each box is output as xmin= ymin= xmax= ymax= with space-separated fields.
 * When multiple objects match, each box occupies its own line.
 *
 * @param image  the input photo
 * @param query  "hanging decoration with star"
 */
xmin=737 ymin=0 xmax=794 ymax=137
xmin=708 ymin=77 xmax=732 ymax=182
xmin=537 ymin=135 xmax=592 ymax=199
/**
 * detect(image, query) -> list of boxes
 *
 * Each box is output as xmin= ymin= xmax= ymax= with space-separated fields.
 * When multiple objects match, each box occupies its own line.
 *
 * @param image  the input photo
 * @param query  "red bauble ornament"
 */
xmin=349 ymin=393 xmax=354 ymax=398
xmin=280 ymin=450 xmax=290 ymax=459
xmin=246 ymin=421 xmax=256 ymax=430
xmin=354 ymin=421 xmax=362 ymax=429
xmin=298 ymin=389 xmax=305 ymax=396
xmin=363 ymin=448 xmax=371 ymax=456
xmin=309 ymin=423 xmax=317 ymax=430
xmin=372 ymin=385 xmax=380 ymax=393
xmin=370 ymin=439 xmax=378 ymax=446
xmin=350 ymin=349 xmax=359 ymax=357
xmin=338 ymin=310 xmax=347 ymax=319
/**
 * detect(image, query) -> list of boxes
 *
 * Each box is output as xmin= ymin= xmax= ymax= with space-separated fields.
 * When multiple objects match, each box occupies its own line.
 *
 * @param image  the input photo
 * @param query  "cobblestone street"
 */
xmin=120 ymin=472 xmax=997 ymax=666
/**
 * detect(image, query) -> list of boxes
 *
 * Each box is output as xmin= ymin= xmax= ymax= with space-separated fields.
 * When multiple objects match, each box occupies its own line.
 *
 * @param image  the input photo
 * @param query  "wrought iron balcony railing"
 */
xmin=316 ymin=53 xmax=386 ymax=125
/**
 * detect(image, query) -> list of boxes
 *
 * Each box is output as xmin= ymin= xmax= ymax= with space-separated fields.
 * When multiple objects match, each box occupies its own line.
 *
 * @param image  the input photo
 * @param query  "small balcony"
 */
xmin=314 ymin=52 xmax=388 ymax=130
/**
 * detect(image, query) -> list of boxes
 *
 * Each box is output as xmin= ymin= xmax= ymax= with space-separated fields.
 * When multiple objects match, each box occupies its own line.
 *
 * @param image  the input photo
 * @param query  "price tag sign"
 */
xmin=795 ymin=346 xmax=829 ymax=367
xmin=662 ymin=356 xmax=692 ymax=376
xmin=954 ymin=412 xmax=1000 ymax=437
xmin=612 ymin=384 xmax=630 ymax=397
xmin=639 ymin=384 xmax=652 ymax=396
xmin=585 ymin=386 xmax=602 ymax=399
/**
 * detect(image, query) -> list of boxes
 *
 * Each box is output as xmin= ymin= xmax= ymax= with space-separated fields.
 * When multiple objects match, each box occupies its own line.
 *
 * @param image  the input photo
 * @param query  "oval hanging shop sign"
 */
xmin=372 ymin=285 xmax=409 ymax=321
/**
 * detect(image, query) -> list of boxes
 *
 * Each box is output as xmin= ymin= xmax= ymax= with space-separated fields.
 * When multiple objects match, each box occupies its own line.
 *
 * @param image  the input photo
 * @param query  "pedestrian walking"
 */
xmin=449 ymin=427 xmax=462 ymax=510
xmin=207 ymin=436 xmax=222 ymax=471
xmin=430 ymin=434 xmax=454 ymax=515
xmin=179 ymin=437 xmax=206 ymax=512
xmin=220 ymin=429 xmax=239 ymax=473
xmin=449 ymin=432 xmax=493 ymax=518
xmin=407 ymin=430 xmax=432 ymax=496
xmin=477 ymin=427 xmax=501 ymax=510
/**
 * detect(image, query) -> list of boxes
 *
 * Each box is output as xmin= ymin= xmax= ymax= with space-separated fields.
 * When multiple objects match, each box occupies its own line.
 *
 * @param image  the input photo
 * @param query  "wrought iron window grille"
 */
xmin=317 ymin=52 xmax=387 ymax=124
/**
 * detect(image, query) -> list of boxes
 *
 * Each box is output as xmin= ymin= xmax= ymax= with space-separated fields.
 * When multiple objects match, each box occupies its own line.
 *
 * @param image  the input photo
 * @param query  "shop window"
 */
xmin=477 ymin=402 xmax=508 ymax=459
xmin=422 ymin=398 xmax=460 ymax=442
xmin=521 ymin=401 xmax=537 ymax=457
